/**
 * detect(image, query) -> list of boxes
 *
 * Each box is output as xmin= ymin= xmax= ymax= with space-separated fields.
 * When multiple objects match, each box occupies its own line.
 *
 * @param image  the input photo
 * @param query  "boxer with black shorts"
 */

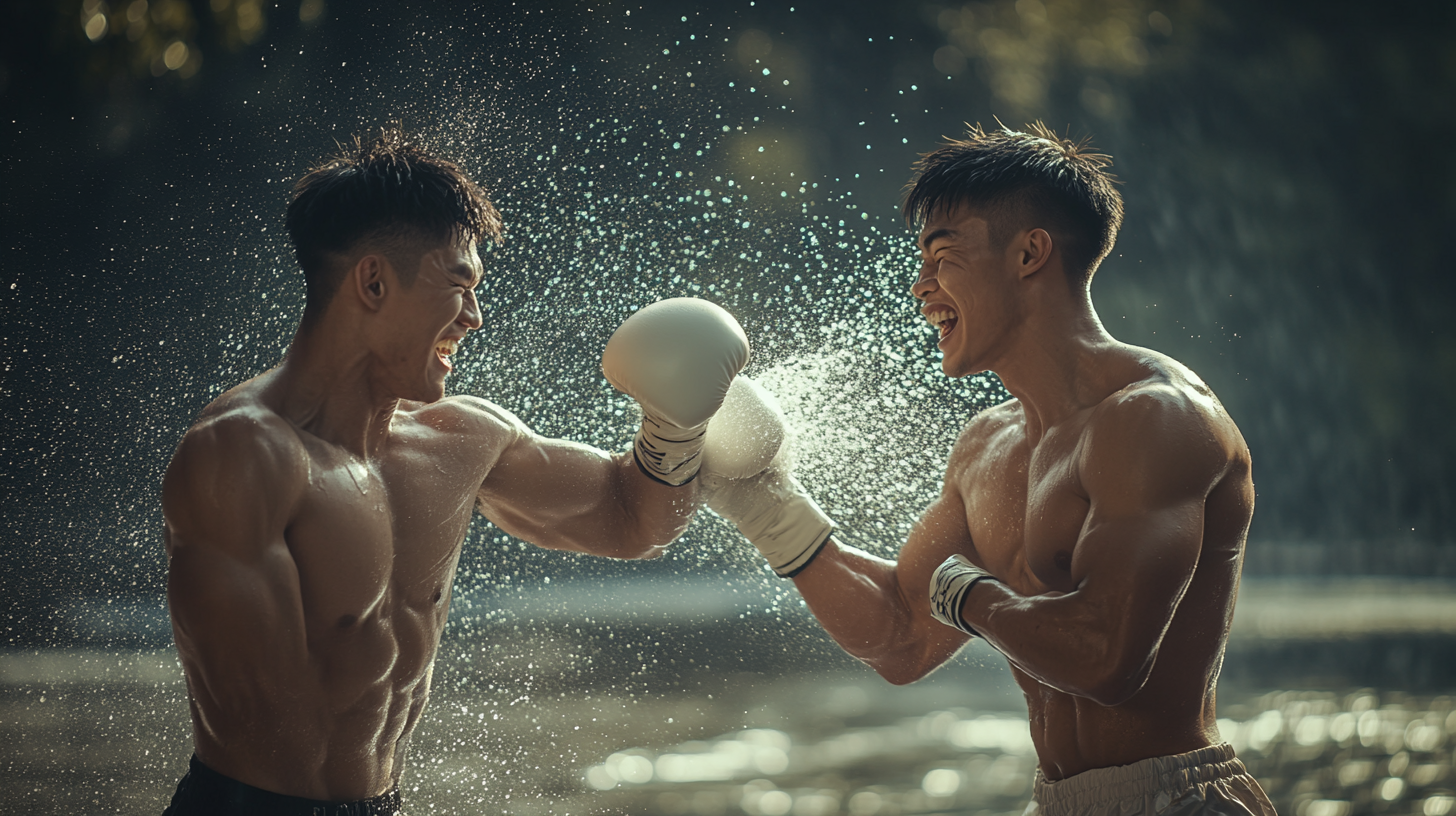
xmin=161 ymin=128 xmax=750 ymax=814
xmin=702 ymin=124 xmax=1278 ymax=815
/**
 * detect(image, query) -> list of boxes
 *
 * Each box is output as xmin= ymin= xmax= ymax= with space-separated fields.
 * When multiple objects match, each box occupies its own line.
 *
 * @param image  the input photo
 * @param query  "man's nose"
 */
xmin=460 ymin=290 xmax=484 ymax=330
xmin=911 ymin=265 xmax=937 ymax=300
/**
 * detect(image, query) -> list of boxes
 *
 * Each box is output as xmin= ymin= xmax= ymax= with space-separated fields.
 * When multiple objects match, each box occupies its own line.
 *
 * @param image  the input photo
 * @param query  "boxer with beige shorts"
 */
xmin=701 ymin=123 xmax=1278 ymax=815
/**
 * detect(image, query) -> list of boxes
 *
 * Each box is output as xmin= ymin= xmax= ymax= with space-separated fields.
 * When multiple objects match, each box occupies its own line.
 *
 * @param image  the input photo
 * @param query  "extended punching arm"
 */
xmin=700 ymin=376 xmax=835 ymax=576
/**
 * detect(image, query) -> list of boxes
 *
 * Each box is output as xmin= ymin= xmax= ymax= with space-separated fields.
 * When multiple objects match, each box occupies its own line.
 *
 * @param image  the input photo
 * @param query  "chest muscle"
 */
xmin=958 ymin=427 xmax=1089 ymax=594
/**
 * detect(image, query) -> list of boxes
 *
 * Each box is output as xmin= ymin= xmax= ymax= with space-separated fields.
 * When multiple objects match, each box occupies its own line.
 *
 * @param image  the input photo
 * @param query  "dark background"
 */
xmin=2 ymin=0 xmax=1454 ymax=648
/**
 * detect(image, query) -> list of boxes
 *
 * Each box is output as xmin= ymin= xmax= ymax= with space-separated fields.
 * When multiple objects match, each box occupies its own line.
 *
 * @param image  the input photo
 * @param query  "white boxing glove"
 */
xmin=602 ymin=298 xmax=750 ymax=486
xmin=703 ymin=376 xmax=787 ymax=479
xmin=701 ymin=378 xmax=834 ymax=577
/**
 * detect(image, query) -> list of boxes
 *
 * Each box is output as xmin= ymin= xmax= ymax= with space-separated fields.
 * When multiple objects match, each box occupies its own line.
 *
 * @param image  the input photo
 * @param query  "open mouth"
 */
xmin=926 ymin=308 xmax=958 ymax=343
xmin=434 ymin=337 xmax=459 ymax=371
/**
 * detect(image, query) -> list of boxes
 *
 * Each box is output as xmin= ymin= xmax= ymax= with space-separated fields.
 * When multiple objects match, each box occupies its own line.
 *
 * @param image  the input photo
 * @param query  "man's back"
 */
xmin=946 ymin=344 xmax=1254 ymax=779
xmin=163 ymin=370 xmax=518 ymax=800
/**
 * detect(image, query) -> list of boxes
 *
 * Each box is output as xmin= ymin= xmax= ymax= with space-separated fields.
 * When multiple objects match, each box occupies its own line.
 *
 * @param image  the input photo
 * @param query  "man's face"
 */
xmin=372 ymin=238 xmax=485 ymax=403
xmin=911 ymin=207 xmax=1021 ymax=378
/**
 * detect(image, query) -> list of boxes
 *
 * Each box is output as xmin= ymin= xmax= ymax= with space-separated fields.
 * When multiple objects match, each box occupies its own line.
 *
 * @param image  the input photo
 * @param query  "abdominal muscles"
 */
xmin=191 ymin=586 xmax=449 ymax=800
xmin=310 ymin=590 xmax=448 ymax=791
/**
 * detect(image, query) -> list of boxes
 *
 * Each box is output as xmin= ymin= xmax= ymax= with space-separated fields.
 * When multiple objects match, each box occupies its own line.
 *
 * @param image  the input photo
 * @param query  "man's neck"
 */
xmin=270 ymin=317 xmax=400 ymax=459
xmin=991 ymin=296 xmax=1123 ymax=446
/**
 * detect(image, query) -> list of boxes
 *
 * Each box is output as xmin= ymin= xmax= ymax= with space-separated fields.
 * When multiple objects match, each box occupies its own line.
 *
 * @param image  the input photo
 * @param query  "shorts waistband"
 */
xmin=179 ymin=754 xmax=402 ymax=816
xmin=1033 ymin=743 xmax=1248 ymax=812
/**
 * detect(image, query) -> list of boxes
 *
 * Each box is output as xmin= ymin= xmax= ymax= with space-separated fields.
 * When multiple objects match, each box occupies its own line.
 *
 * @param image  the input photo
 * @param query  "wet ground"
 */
xmin=3 ymin=579 xmax=1454 ymax=815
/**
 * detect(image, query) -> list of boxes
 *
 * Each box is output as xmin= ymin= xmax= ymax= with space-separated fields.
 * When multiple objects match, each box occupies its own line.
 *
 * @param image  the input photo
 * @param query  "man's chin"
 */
xmin=940 ymin=355 xmax=979 ymax=379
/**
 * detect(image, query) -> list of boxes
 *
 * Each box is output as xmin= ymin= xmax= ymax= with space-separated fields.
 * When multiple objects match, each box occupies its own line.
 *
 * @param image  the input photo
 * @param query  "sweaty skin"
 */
xmin=162 ymin=241 xmax=694 ymax=801
xmin=790 ymin=207 xmax=1254 ymax=781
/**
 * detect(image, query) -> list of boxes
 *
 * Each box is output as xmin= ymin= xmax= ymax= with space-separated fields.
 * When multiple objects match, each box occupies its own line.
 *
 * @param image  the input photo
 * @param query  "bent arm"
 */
xmin=962 ymin=504 xmax=1204 ymax=705
xmin=476 ymin=417 xmax=698 ymax=559
xmin=958 ymin=394 xmax=1225 ymax=706
xmin=790 ymin=478 xmax=980 ymax=685
xmin=163 ymin=413 xmax=315 ymax=726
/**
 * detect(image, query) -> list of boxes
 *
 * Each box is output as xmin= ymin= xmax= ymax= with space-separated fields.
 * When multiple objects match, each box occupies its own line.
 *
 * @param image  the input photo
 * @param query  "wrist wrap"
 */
xmin=929 ymin=554 xmax=999 ymax=637
xmin=632 ymin=412 xmax=705 ymax=487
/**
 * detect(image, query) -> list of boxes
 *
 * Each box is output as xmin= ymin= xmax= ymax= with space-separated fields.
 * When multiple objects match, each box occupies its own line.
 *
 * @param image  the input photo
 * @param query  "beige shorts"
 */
xmin=1023 ymin=744 xmax=1277 ymax=816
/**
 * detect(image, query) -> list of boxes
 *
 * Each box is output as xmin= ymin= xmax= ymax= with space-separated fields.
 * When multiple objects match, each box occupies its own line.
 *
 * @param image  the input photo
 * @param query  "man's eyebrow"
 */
xmin=918 ymin=228 xmax=956 ymax=252
xmin=448 ymin=262 xmax=482 ymax=287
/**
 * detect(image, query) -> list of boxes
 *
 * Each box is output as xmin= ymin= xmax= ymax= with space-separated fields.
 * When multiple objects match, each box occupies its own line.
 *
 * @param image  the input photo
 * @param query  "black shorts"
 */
xmin=163 ymin=754 xmax=402 ymax=816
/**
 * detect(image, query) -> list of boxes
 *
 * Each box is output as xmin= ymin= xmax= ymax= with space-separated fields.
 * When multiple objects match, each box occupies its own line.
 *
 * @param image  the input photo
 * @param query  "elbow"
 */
xmin=1082 ymin=655 xmax=1154 ymax=707
xmin=604 ymin=524 xmax=684 ymax=560
xmin=1085 ymin=677 xmax=1141 ymax=708
xmin=620 ymin=542 xmax=669 ymax=561
xmin=572 ymin=511 xmax=687 ymax=559
xmin=620 ymin=521 xmax=691 ymax=559
xmin=615 ymin=508 xmax=693 ymax=560
xmin=877 ymin=664 xmax=931 ymax=686
xmin=867 ymin=650 xmax=938 ymax=686
xmin=590 ymin=536 xmax=667 ymax=560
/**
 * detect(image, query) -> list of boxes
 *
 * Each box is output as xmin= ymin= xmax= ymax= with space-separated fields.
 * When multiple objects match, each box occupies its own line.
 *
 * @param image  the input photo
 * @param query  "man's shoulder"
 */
xmin=1094 ymin=352 xmax=1238 ymax=442
xmin=165 ymin=394 xmax=309 ymax=521
xmin=185 ymin=399 xmax=302 ymax=462
xmin=401 ymin=394 xmax=533 ymax=441
xmin=1083 ymin=354 xmax=1248 ymax=485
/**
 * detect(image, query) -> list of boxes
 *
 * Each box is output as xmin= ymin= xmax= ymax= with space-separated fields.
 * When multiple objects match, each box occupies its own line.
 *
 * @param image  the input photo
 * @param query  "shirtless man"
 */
xmin=703 ymin=124 xmax=1278 ymax=814
xmin=160 ymin=129 xmax=749 ymax=815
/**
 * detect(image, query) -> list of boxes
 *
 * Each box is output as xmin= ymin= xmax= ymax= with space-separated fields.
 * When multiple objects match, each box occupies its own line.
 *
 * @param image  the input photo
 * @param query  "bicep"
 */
xmin=890 ymin=478 xmax=983 ymax=655
xmin=167 ymin=528 xmax=308 ymax=664
xmin=892 ymin=423 xmax=990 ymax=613
xmin=1067 ymin=398 xmax=1227 ymax=661
xmin=1071 ymin=497 xmax=1205 ymax=643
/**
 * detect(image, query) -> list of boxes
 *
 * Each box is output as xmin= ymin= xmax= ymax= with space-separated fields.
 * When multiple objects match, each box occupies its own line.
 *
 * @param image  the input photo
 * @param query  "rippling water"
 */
xmin=4 ymin=578 xmax=1453 ymax=815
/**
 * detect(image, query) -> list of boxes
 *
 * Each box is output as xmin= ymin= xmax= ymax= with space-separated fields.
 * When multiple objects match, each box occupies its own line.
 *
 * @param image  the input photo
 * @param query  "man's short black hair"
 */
xmin=286 ymin=126 xmax=503 ymax=315
xmin=903 ymin=122 xmax=1124 ymax=282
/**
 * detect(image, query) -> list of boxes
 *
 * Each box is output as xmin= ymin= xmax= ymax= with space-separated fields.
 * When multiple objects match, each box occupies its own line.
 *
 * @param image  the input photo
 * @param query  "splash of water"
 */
xmin=5 ymin=5 xmax=1022 ymax=813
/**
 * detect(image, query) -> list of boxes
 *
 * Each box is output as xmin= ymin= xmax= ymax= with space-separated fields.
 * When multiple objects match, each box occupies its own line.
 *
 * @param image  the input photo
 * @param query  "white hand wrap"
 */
xmin=929 ymin=554 xmax=999 ymax=637
xmin=701 ymin=376 xmax=833 ymax=577
xmin=601 ymin=298 xmax=750 ymax=486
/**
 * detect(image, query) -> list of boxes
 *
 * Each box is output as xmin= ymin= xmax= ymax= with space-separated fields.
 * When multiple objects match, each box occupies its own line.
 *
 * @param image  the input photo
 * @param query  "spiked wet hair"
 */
xmin=286 ymin=125 xmax=503 ymax=316
xmin=903 ymin=122 xmax=1123 ymax=282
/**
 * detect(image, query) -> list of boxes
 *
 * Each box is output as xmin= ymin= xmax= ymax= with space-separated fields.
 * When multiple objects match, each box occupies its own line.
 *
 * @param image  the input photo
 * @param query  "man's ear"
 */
xmin=1015 ymin=228 xmax=1054 ymax=279
xmin=350 ymin=254 xmax=389 ymax=312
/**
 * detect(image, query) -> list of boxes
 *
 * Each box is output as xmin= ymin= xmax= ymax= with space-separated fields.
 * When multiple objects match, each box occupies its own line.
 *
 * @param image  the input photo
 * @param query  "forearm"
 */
xmin=603 ymin=451 xmax=699 ymax=557
xmin=963 ymin=583 xmax=1148 ymax=705
xmin=542 ymin=449 xmax=698 ymax=558
xmin=794 ymin=539 xmax=959 ymax=685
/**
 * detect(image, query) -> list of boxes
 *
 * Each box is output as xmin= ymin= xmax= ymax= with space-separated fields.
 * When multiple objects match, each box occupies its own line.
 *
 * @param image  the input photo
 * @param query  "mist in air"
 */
xmin=1 ymin=1 xmax=1452 ymax=814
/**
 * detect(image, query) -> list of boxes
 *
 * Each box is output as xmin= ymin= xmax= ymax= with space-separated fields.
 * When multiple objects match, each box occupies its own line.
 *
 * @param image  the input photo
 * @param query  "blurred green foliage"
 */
xmin=0 ymin=0 xmax=1453 ymax=641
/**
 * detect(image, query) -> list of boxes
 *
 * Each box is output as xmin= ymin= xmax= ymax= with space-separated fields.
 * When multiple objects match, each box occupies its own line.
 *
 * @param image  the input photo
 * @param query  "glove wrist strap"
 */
xmin=632 ymin=412 xmax=705 ymax=487
xmin=774 ymin=528 xmax=832 ymax=578
xmin=741 ymin=492 xmax=834 ymax=577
